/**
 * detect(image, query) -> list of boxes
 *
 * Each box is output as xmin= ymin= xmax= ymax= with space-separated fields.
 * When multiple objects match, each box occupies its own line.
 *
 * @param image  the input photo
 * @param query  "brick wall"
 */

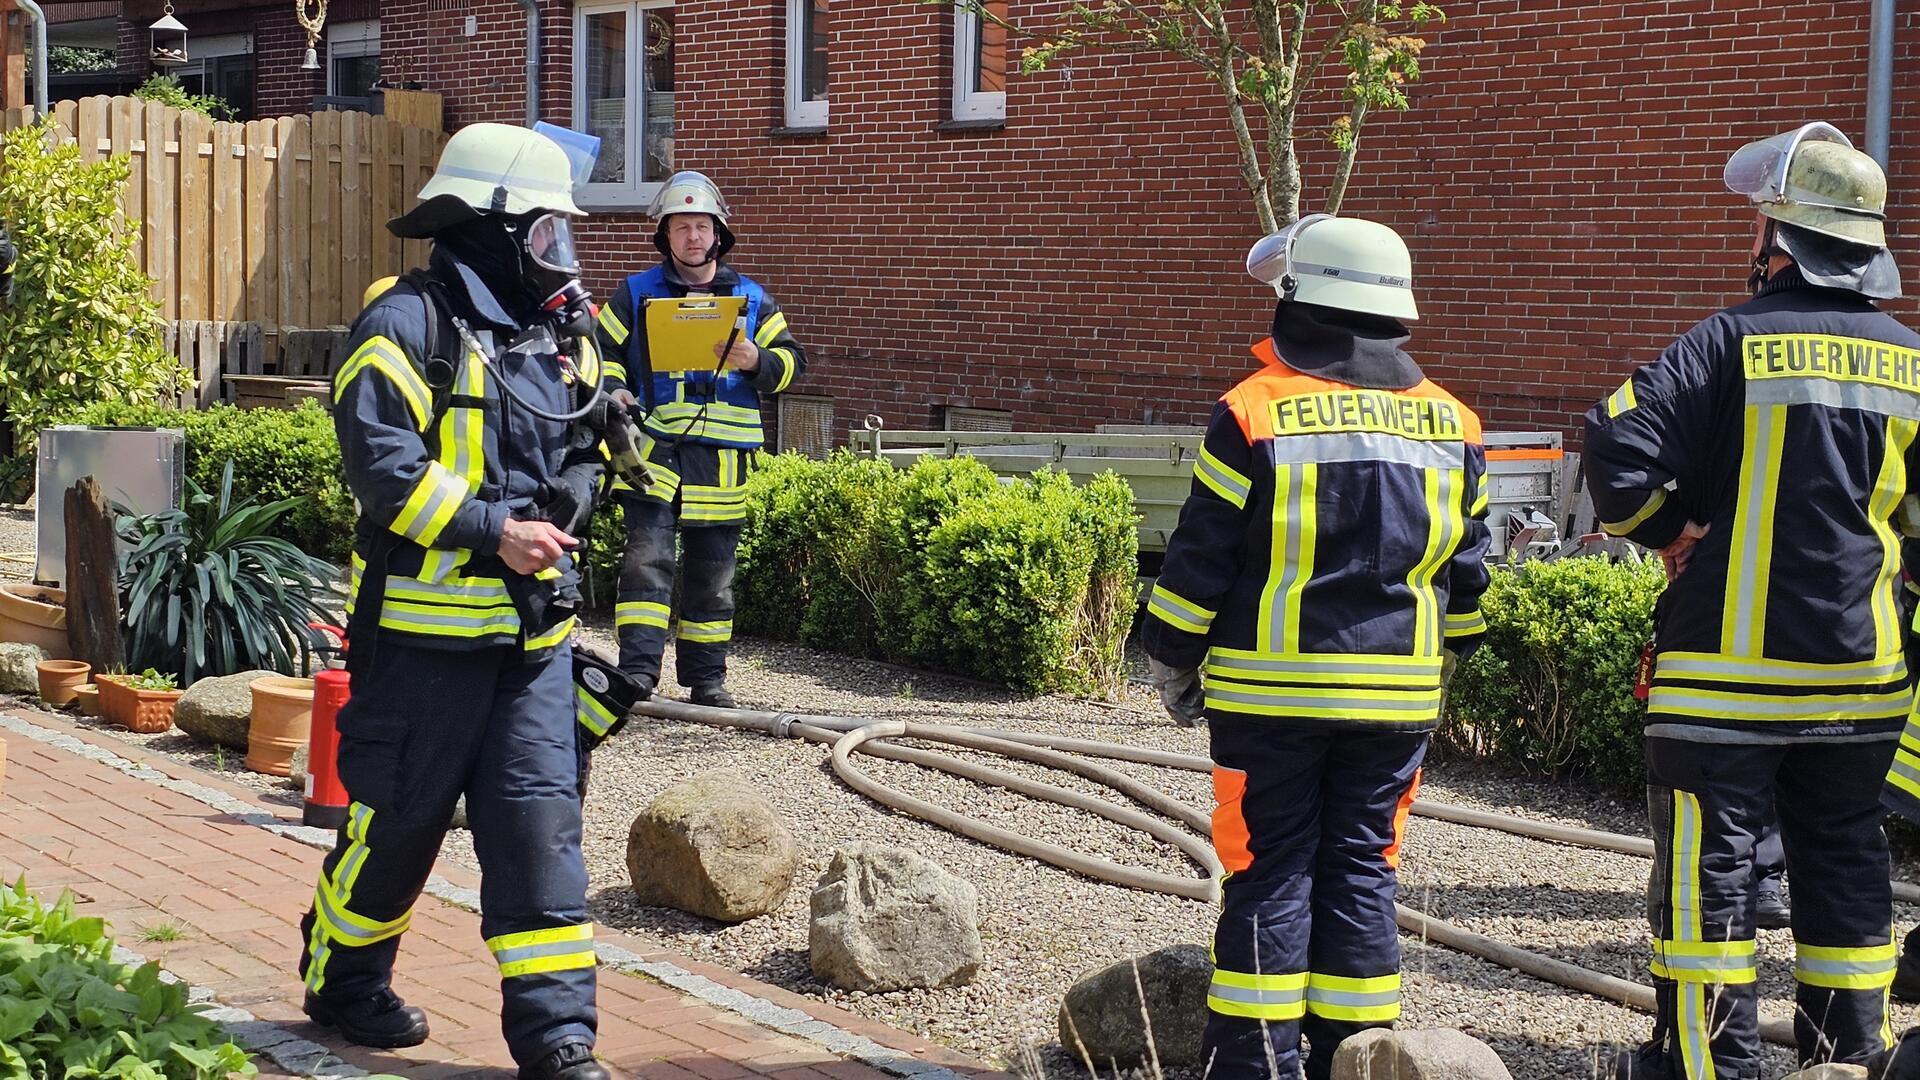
xmin=368 ymin=0 xmax=1920 ymax=441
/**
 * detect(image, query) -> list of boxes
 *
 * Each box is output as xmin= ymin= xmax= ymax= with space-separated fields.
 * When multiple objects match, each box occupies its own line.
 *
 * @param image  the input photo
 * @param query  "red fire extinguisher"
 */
xmin=304 ymin=623 xmax=352 ymax=830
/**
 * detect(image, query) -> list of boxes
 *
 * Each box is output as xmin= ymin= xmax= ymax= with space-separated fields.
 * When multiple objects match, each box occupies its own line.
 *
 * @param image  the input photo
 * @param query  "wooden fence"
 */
xmin=1 ymin=97 xmax=447 ymax=332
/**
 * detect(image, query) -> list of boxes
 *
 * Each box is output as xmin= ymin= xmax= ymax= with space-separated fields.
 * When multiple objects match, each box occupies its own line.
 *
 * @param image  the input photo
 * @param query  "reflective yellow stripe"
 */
xmin=439 ymin=349 xmax=488 ymax=489
xmin=1606 ymin=377 xmax=1638 ymax=418
xmin=335 ymin=337 xmax=431 ymax=432
xmin=377 ymin=600 xmax=521 ymax=638
xmin=389 ymin=462 xmax=471 ymax=547
xmin=1887 ymin=724 xmax=1920 ymax=802
xmin=1722 ymin=405 xmax=1786 ymax=655
xmin=307 ymin=804 xmax=406 ymax=994
xmin=1651 ymin=937 xmax=1758 ymax=984
xmin=1305 ymin=972 xmax=1400 ymax=1022
xmin=677 ymin=619 xmax=733 ymax=643
xmin=604 ymin=360 xmax=628 ymax=384
xmin=487 ymin=923 xmax=597 ymax=980
xmin=1795 ymin=941 xmax=1897 ymax=990
xmin=1282 ymin=464 xmax=1318 ymax=653
xmin=1258 ymin=465 xmax=1297 ymax=653
xmin=598 ymin=303 xmax=630 ymax=345
xmin=617 ymin=601 xmax=670 ymax=629
xmin=1469 ymin=485 xmax=1489 ymax=517
xmin=1194 ymin=446 xmax=1252 ymax=509
xmin=1679 ymin=984 xmax=1718 ymax=1080
xmin=1444 ymin=610 xmax=1486 ymax=639
xmin=1654 ymin=651 xmax=1907 ymax=686
xmin=577 ymin=688 xmax=621 ymax=738
xmin=526 ymin=616 xmax=576 ymax=651
xmin=1147 ymin=584 xmax=1215 ymax=635
xmin=1602 ymin=487 xmax=1667 ymax=538
xmin=1204 ymin=677 xmax=1443 ymax=723
xmin=1204 ymin=649 xmax=1443 ymax=688
xmin=753 ymin=311 xmax=789 ymax=347
xmin=1647 ymin=684 xmax=1912 ymax=723
xmin=769 ymin=348 xmax=798 ymax=392
xmin=1408 ymin=466 xmax=1461 ymax=656
xmin=1869 ymin=417 xmax=1917 ymax=656
xmin=1206 ymin=968 xmax=1307 ymax=1021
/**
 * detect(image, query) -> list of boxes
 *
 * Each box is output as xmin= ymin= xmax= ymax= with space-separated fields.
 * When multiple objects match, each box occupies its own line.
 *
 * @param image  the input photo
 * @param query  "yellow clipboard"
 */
xmin=643 ymin=295 xmax=749 ymax=373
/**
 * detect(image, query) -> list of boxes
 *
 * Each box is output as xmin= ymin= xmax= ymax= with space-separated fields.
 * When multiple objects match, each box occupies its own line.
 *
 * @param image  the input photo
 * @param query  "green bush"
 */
xmin=1440 ymin=556 xmax=1665 ymax=793
xmin=133 ymin=75 xmax=234 ymax=121
xmin=0 ymin=119 xmax=180 ymax=496
xmin=0 ymin=878 xmax=256 ymax=1078
xmin=52 ymin=401 xmax=354 ymax=563
xmin=733 ymin=452 xmax=1139 ymax=695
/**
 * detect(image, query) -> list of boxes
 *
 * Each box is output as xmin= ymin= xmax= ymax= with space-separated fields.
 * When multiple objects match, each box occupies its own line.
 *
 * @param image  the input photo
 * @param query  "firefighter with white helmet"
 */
xmin=1143 ymin=214 xmax=1491 ymax=1079
xmin=1589 ymin=122 xmax=1915 ymax=1079
xmin=594 ymin=171 xmax=807 ymax=707
xmin=298 ymin=122 xmax=611 ymax=1080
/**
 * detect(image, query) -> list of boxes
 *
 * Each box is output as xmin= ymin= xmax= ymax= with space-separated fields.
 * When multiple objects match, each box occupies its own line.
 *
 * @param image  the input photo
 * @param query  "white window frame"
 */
xmin=952 ymin=6 xmax=1006 ymax=122
xmin=326 ymin=19 xmax=380 ymax=97
xmin=573 ymin=0 xmax=674 ymax=211
xmin=784 ymin=0 xmax=829 ymax=129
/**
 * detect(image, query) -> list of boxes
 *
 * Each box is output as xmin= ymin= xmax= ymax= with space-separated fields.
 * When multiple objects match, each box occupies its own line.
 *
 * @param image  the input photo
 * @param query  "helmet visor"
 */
xmin=525 ymin=213 xmax=581 ymax=275
xmin=1246 ymin=214 xmax=1332 ymax=286
xmin=1724 ymin=122 xmax=1853 ymax=203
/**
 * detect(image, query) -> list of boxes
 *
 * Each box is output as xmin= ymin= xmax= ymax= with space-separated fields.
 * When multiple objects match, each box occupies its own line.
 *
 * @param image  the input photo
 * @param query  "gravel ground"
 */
xmin=32 ymin=607 xmax=1920 ymax=1078
xmin=0 ymin=507 xmax=40 ymax=582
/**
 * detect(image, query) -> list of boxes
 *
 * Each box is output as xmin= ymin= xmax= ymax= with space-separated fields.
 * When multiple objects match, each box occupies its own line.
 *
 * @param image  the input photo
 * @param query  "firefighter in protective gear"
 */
xmin=1142 ymin=215 xmax=1492 ymax=1080
xmin=1587 ymin=122 xmax=1913 ymax=1080
xmin=594 ymin=171 xmax=807 ymax=707
xmin=299 ymin=123 xmax=611 ymax=1080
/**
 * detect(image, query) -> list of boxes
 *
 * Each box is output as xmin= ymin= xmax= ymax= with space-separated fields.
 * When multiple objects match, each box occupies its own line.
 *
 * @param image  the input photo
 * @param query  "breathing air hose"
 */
xmin=632 ymin=697 xmax=1869 ymax=1048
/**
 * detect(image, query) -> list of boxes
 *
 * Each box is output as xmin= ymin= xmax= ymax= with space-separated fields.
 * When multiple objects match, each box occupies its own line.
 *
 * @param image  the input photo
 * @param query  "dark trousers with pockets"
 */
xmin=297 ymin=635 xmax=597 ymax=1066
xmin=1643 ymin=736 xmax=1895 ymax=1078
xmin=615 ymin=494 xmax=741 ymax=691
xmin=1204 ymin=720 xmax=1427 ymax=1080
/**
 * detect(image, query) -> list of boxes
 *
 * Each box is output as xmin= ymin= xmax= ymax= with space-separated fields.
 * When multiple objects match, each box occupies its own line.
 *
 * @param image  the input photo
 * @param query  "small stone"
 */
xmin=809 ymin=841 xmax=980 ymax=992
xmin=174 ymin=670 xmax=275 ymax=750
xmin=1789 ymin=1066 xmax=1868 ymax=1080
xmin=450 ymin=794 xmax=468 ymax=831
xmin=625 ymin=771 xmax=797 ymax=922
xmin=286 ymin=743 xmax=309 ymax=791
xmin=0 ymin=642 xmax=47 ymax=695
xmin=1058 ymin=944 xmax=1209 ymax=1067
xmin=1331 ymin=1028 xmax=1514 ymax=1080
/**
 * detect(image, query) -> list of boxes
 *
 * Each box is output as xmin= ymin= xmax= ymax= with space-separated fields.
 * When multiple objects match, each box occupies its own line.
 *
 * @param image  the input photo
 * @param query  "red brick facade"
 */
xmin=92 ymin=2 xmax=1920 ymax=440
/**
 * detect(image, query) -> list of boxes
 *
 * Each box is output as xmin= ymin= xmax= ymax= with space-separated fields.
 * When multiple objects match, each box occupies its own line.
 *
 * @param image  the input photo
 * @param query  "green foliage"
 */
xmin=118 ymin=462 xmax=340 ymax=686
xmin=125 ymin=669 xmax=178 ymax=692
xmin=734 ymin=452 xmax=1139 ymax=695
xmin=53 ymin=401 xmax=354 ymax=563
xmin=132 ymin=75 xmax=234 ymax=121
xmin=0 ymin=120 xmax=179 ymax=495
xmin=0 ymin=877 xmax=257 ymax=1079
xmin=1440 ymin=557 xmax=1665 ymax=793
xmin=49 ymin=46 xmax=115 ymax=74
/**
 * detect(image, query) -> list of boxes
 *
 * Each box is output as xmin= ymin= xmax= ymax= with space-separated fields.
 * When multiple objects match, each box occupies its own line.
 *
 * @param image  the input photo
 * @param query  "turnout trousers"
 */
xmin=1203 ymin=719 xmax=1427 ymax=1080
xmin=1643 ymin=736 xmax=1896 ymax=1078
xmin=613 ymin=443 xmax=745 ymax=691
xmin=297 ymin=635 xmax=598 ymax=1066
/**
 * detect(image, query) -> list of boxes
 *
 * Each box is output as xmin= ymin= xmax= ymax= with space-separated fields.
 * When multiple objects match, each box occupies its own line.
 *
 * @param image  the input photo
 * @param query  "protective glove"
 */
xmin=1148 ymin=657 xmax=1205 ymax=728
xmin=541 ymin=461 xmax=602 ymax=537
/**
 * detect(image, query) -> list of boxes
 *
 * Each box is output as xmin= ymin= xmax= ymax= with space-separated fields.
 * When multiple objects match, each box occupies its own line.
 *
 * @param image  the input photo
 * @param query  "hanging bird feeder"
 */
xmin=149 ymin=3 xmax=189 ymax=68
xmin=296 ymin=0 xmax=329 ymax=71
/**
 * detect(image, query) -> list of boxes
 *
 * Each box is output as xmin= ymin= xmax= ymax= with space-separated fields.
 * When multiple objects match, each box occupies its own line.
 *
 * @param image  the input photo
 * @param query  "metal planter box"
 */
xmin=34 ymin=426 xmax=187 ymax=588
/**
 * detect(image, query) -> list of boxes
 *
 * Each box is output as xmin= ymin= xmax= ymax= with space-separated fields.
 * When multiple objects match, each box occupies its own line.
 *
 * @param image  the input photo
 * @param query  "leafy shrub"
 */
xmin=118 ymin=462 xmax=340 ymax=685
xmin=133 ymin=75 xmax=234 ymax=121
xmin=1440 ymin=556 xmax=1665 ymax=793
xmin=734 ymin=452 xmax=1139 ymax=695
xmin=0 ymin=119 xmax=179 ymax=495
xmin=52 ymin=401 xmax=354 ymax=563
xmin=0 ymin=878 xmax=257 ymax=1078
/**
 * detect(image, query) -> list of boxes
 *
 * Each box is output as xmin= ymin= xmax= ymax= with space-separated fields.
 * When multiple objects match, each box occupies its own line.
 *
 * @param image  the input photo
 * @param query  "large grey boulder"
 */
xmin=809 ymin=841 xmax=980 ymax=992
xmin=1331 ymin=1029 xmax=1514 ymax=1080
xmin=626 ymin=771 xmax=797 ymax=922
xmin=1058 ymin=945 xmax=1209 ymax=1067
xmin=175 ymin=670 xmax=275 ymax=750
xmin=1792 ymin=1067 xmax=1868 ymax=1080
xmin=0 ymin=643 xmax=46 ymax=695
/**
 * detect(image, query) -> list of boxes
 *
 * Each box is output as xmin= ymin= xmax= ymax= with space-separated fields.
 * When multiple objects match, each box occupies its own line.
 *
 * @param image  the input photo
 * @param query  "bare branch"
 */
xmin=1324 ymin=98 xmax=1370 ymax=215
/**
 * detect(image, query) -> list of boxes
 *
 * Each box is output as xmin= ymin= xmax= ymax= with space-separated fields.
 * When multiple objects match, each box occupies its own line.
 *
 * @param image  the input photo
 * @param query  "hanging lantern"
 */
xmin=149 ymin=3 xmax=189 ymax=68
xmin=296 ymin=1 xmax=329 ymax=74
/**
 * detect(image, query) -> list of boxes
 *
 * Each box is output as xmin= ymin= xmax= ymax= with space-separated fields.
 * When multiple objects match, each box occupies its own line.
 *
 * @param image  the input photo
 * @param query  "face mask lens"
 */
xmin=526 ymin=213 xmax=580 ymax=274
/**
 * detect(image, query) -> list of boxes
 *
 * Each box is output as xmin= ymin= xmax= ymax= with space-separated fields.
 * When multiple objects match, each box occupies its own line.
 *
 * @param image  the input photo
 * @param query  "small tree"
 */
xmin=133 ymin=74 xmax=235 ymax=121
xmin=924 ymin=1 xmax=1442 ymax=231
xmin=0 ymin=120 xmax=180 ymax=493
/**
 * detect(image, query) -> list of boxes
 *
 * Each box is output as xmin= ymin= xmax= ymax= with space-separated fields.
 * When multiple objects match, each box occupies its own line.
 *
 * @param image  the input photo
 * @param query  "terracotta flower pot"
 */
xmin=0 ymin=584 xmax=71 ymax=658
xmin=72 ymin=683 xmax=100 ymax=717
xmin=97 ymin=675 xmax=183 ymax=734
xmin=248 ymin=675 xmax=315 ymax=777
xmin=35 ymin=659 xmax=91 ymax=707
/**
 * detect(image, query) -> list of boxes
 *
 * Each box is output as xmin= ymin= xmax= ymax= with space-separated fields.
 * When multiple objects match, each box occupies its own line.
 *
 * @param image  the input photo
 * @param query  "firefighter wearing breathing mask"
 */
xmin=593 ymin=171 xmax=807 ymax=707
xmin=1141 ymin=215 xmax=1491 ymax=1080
xmin=299 ymin=123 xmax=610 ymax=1080
xmin=1587 ymin=122 xmax=1918 ymax=1080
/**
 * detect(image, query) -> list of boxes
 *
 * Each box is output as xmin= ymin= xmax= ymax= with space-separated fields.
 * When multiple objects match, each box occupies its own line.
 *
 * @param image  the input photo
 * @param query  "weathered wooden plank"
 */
xmin=211 ymin=121 xmax=242 ymax=321
xmin=176 ymin=111 xmax=212 ymax=321
xmin=339 ymin=109 xmax=368 ymax=320
xmin=279 ymin=117 xmax=311 ymax=331
xmin=244 ymin=119 xmax=275 ymax=328
xmin=145 ymin=104 xmax=178 ymax=321
xmin=110 ymin=96 xmax=143 ymax=272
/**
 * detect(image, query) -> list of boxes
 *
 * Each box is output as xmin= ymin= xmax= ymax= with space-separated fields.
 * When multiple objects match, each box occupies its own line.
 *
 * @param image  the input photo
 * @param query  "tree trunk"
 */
xmin=64 ymin=475 xmax=123 ymax=673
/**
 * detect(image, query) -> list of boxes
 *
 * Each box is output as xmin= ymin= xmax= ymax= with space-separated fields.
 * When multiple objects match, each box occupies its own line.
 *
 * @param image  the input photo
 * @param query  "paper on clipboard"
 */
xmin=643 ymin=295 xmax=749 ymax=372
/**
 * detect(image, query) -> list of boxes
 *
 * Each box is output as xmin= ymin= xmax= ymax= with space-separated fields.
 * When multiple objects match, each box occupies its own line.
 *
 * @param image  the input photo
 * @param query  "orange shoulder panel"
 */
xmin=1400 ymin=379 xmax=1484 ymax=444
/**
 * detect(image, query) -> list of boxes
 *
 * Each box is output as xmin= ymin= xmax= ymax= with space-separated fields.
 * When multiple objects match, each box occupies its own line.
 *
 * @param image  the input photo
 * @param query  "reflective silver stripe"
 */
xmin=1794 ymin=956 xmax=1896 ymax=977
xmin=1206 ymin=982 xmax=1305 ymax=1007
xmin=1655 ymin=654 xmax=1907 ymax=685
xmin=1673 ymin=793 xmax=1699 ymax=943
xmin=1731 ymin=411 xmax=1777 ymax=656
xmin=314 ymin=884 xmax=405 ymax=945
xmin=492 ymin=938 xmax=597 ymax=967
xmin=1304 ymin=987 xmax=1399 ymax=1007
xmin=1206 ymin=687 xmax=1440 ymax=713
xmin=1267 ymin=465 xmax=1308 ymax=647
xmin=435 ymin=161 xmax=574 ymax=197
xmin=1269 ymin=432 xmax=1462 ymax=469
xmin=1149 ymin=590 xmax=1213 ymax=632
xmin=381 ymin=606 xmax=517 ymax=630
xmin=1428 ymin=469 xmax=1459 ymax=656
xmin=1648 ymin=688 xmax=1910 ymax=720
xmin=1196 ymin=451 xmax=1251 ymax=505
xmin=1654 ymin=952 xmax=1755 ymax=976
xmin=1890 ymin=756 xmax=1920 ymax=789
xmin=1208 ymin=654 xmax=1442 ymax=678
xmin=1746 ymin=375 xmax=1920 ymax=421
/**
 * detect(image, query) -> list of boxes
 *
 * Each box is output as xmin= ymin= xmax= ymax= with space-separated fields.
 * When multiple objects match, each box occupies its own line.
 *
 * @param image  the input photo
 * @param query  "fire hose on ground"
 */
xmin=631 ymin=697 xmax=1918 ymax=1048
